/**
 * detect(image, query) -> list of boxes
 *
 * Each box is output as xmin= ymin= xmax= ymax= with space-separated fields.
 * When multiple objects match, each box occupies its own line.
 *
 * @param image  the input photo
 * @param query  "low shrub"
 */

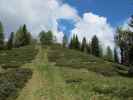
xmin=128 ymin=67 xmax=133 ymax=77
xmin=0 ymin=45 xmax=38 ymax=69
xmin=0 ymin=68 xmax=32 ymax=100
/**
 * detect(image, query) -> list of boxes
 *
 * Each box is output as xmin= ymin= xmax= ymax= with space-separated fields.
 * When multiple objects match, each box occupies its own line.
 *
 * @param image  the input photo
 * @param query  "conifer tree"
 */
xmin=63 ymin=34 xmax=67 ymax=47
xmin=0 ymin=21 xmax=4 ymax=49
xmin=75 ymin=35 xmax=80 ymax=50
xmin=7 ymin=32 xmax=14 ymax=49
xmin=86 ymin=42 xmax=91 ymax=54
xmin=39 ymin=30 xmax=53 ymax=45
xmin=22 ymin=24 xmax=31 ymax=46
xmin=114 ymin=47 xmax=119 ymax=63
xmin=81 ymin=37 xmax=87 ymax=52
xmin=99 ymin=44 xmax=103 ymax=57
xmin=91 ymin=35 xmax=100 ymax=57
xmin=15 ymin=24 xmax=31 ymax=47
xmin=69 ymin=35 xmax=80 ymax=50
xmin=69 ymin=38 xmax=73 ymax=49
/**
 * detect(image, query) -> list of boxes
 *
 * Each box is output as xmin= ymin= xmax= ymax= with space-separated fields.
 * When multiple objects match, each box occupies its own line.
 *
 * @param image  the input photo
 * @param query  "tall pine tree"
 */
xmin=22 ymin=24 xmax=31 ymax=46
xmin=115 ymin=15 xmax=133 ymax=65
xmin=91 ymin=35 xmax=100 ymax=57
xmin=114 ymin=47 xmax=119 ymax=63
xmin=39 ymin=30 xmax=53 ymax=45
xmin=75 ymin=35 xmax=80 ymax=50
xmin=86 ymin=42 xmax=91 ymax=54
xmin=69 ymin=35 xmax=80 ymax=50
xmin=81 ymin=37 xmax=87 ymax=52
xmin=7 ymin=32 xmax=14 ymax=49
xmin=15 ymin=24 xmax=31 ymax=47
xmin=69 ymin=38 xmax=73 ymax=49
xmin=0 ymin=21 xmax=4 ymax=49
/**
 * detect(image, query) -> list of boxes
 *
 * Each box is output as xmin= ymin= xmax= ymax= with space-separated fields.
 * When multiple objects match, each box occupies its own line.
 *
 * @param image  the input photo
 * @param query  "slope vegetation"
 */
xmin=6 ymin=44 xmax=133 ymax=100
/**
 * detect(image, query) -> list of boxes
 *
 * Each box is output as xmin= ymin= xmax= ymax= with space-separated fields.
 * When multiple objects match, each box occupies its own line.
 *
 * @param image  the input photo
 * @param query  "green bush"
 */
xmin=0 ymin=68 xmax=32 ymax=100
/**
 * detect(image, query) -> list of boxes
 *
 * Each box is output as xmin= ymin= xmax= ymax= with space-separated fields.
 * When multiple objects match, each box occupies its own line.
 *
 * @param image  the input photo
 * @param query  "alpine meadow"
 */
xmin=0 ymin=0 xmax=133 ymax=100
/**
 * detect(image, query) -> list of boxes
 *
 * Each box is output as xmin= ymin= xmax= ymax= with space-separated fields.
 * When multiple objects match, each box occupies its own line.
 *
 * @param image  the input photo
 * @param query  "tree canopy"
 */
xmin=15 ymin=24 xmax=31 ymax=47
xmin=39 ymin=30 xmax=53 ymax=45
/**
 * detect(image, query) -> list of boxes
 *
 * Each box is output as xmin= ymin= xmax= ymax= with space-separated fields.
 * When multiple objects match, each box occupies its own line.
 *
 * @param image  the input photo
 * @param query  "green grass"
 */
xmin=59 ymin=67 xmax=133 ymax=100
xmin=46 ymin=44 xmax=133 ymax=100
xmin=0 ymin=68 xmax=32 ymax=100
xmin=1 ymin=44 xmax=133 ymax=100
xmin=0 ymin=45 xmax=37 ymax=100
xmin=0 ymin=45 xmax=38 ymax=69
xmin=48 ymin=44 xmax=128 ymax=77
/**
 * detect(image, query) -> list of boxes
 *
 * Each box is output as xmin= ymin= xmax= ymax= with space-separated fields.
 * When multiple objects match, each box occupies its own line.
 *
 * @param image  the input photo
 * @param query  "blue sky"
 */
xmin=57 ymin=0 xmax=133 ymax=39
xmin=63 ymin=0 xmax=133 ymax=27
xmin=57 ymin=19 xmax=75 ymax=37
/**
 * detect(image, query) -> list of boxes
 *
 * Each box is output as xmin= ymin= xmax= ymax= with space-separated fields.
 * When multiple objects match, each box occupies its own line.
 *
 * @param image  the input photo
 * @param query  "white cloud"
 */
xmin=70 ymin=12 xmax=115 ymax=49
xmin=0 ymin=0 xmax=79 ymax=42
xmin=0 ymin=0 xmax=115 ymax=47
xmin=122 ymin=17 xmax=133 ymax=32
xmin=55 ymin=31 xmax=64 ymax=43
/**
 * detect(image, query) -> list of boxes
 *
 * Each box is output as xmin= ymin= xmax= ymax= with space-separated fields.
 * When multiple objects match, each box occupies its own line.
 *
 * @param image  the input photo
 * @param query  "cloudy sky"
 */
xmin=0 ymin=0 xmax=132 ymax=48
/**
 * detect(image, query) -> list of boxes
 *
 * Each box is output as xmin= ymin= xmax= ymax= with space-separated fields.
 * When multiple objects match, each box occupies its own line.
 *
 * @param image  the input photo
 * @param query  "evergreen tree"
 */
xmin=39 ymin=31 xmax=46 ymax=45
xmin=0 ymin=21 xmax=4 ymax=49
xmin=46 ymin=31 xmax=53 ymax=44
xmin=81 ymin=37 xmax=87 ymax=52
xmin=39 ymin=30 xmax=53 ymax=45
xmin=129 ymin=45 xmax=133 ymax=65
xmin=91 ymin=35 xmax=100 ymax=57
xmin=115 ymin=27 xmax=128 ymax=65
xmin=99 ymin=44 xmax=103 ymax=57
xmin=75 ymin=35 xmax=80 ymax=50
xmin=105 ymin=46 xmax=113 ymax=62
xmin=69 ymin=35 xmax=80 ymax=50
xmin=15 ymin=26 xmax=23 ymax=47
xmin=22 ymin=24 xmax=31 ymax=46
xmin=72 ymin=35 xmax=76 ymax=49
xmin=63 ymin=34 xmax=67 ymax=47
xmin=7 ymin=32 xmax=14 ymax=49
xmin=69 ymin=38 xmax=73 ymax=49
xmin=86 ymin=42 xmax=91 ymax=54
xmin=15 ymin=24 xmax=31 ymax=47
xmin=115 ymin=21 xmax=133 ymax=65
xmin=114 ymin=47 xmax=119 ymax=63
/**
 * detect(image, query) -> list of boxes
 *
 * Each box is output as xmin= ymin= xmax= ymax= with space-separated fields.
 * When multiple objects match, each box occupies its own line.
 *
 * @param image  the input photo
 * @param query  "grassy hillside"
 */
xmin=46 ymin=45 xmax=133 ymax=100
xmin=0 ymin=45 xmax=38 ymax=100
xmin=0 ymin=45 xmax=38 ymax=70
xmin=48 ymin=44 xmax=128 ymax=77
xmin=1 ymin=44 xmax=133 ymax=100
xmin=17 ymin=44 xmax=133 ymax=100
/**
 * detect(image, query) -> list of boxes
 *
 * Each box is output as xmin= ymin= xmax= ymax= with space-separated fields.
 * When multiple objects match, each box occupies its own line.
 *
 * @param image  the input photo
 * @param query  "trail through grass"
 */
xmin=16 ymin=46 xmax=76 ymax=100
xmin=16 ymin=45 xmax=133 ymax=100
